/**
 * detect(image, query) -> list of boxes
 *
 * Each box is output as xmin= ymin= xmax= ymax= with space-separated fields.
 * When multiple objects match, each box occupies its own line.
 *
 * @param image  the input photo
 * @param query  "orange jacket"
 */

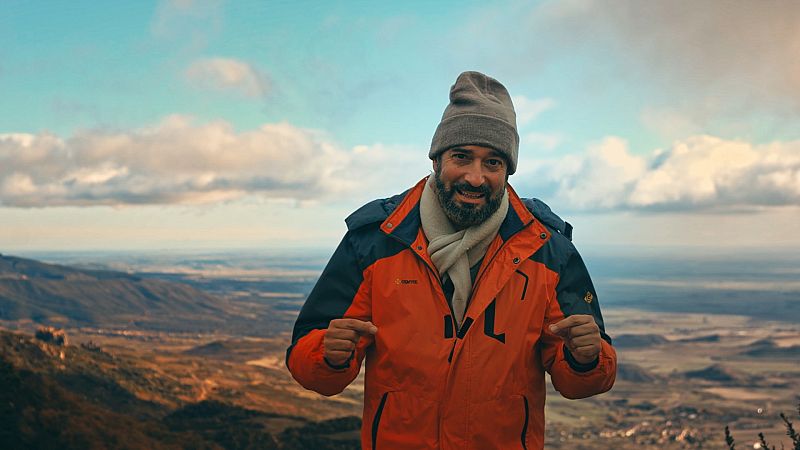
xmin=287 ymin=178 xmax=616 ymax=449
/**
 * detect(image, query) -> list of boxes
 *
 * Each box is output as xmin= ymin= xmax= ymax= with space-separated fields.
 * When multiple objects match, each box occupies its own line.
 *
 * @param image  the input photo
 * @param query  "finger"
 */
xmin=326 ymin=328 xmax=361 ymax=343
xmin=325 ymin=339 xmax=356 ymax=352
xmin=549 ymin=315 xmax=592 ymax=335
xmin=572 ymin=344 xmax=600 ymax=360
xmin=325 ymin=348 xmax=353 ymax=358
xmin=563 ymin=323 xmax=599 ymax=339
xmin=573 ymin=341 xmax=601 ymax=353
xmin=568 ymin=334 xmax=600 ymax=348
xmin=324 ymin=349 xmax=353 ymax=365
xmin=333 ymin=318 xmax=378 ymax=335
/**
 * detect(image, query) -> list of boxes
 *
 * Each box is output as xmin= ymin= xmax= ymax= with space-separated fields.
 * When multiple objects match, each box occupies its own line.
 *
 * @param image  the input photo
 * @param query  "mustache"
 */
xmin=452 ymin=182 xmax=491 ymax=196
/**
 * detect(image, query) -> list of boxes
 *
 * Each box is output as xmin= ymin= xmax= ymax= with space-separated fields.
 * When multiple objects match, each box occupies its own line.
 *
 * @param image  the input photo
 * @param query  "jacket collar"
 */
xmin=380 ymin=176 xmax=535 ymax=247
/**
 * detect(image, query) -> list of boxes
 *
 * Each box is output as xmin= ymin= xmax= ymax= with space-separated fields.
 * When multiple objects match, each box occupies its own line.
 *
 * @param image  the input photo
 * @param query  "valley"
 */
xmin=2 ymin=250 xmax=798 ymax=449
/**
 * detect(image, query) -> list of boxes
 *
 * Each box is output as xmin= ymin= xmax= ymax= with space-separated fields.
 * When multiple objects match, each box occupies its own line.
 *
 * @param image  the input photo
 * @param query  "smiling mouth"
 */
xmin=456 ymin=189 xmax=485 ymax=200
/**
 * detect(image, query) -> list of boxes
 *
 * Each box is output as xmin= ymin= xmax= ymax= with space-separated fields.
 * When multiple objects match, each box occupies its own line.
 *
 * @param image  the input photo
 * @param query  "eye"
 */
xmin=486 ymin=158 xmax=504 ymax=168
xmin=450 ymin=153 xmax=470 ymax=164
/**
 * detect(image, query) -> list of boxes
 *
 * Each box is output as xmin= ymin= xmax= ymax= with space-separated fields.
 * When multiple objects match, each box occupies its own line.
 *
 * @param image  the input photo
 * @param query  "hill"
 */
xmin=0 ymin=254 xmax=238 ymax=332
xmin=676 ymin=334 xmax=720 ymax=343
xmin=683 ymin=364 xmax=752 ymax=385
xmin=613 ymin=333 xmax=670 ymax=348
xmin=616 ymin=362 xmax=661 ymax=383
xmin=0 ymin=328 xmax=360 ymax=449
xmin=739 ymin=338 xmax=800 ymax=358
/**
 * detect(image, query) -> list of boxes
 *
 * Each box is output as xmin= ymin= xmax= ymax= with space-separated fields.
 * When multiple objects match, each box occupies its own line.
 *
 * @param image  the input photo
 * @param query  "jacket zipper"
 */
xmin=470 ymin=220 xmax=532 ymax=296
xmin=371 ymin=392 xmax=389 ymax=450
xmin=383 ymin=213 xmax=537 ymax=448
xmin=388 ymin=225 xmax=532 ymax=365
xmin=521 ymin=395 xmax=529 ymax=450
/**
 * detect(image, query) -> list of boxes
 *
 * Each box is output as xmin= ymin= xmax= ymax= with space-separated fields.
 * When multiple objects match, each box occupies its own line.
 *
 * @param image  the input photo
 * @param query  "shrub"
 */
xmin=726 ymin=402 xmax=800 ymax=450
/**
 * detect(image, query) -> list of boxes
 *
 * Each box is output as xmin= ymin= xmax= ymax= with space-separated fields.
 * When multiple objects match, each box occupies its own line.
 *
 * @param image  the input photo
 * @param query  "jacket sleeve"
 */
xmin=539 ymin=245 xmax=616 ymax=399
xmin=285 ymin=231 xmax=374 ymax=397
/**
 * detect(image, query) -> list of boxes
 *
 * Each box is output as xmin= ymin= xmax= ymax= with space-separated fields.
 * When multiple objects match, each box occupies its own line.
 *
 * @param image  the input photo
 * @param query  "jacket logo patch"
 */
xmin=584 ymin=291 xmax=593 ymax=303
xmin=395 ymin=278 xmax=418 ymax=285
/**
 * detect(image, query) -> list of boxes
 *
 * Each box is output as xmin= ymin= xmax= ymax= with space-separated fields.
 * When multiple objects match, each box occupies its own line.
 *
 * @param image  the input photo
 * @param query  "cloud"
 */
xmin=516 ymin=135 xmax=800 ymax=212
xmin=0 ymin=117 xmax=428 ymax=208
xmin=461 ymin=0 xmax=800 ymax=129
xmin=3 ymin=117 xmax=796 ymax=212
xmin=640 ymin=107 xmax=703 ymax=139
xmin=151 ymin=0 xmax=223 ymax=45
xmin=545 ymin=137 xmax=647 ymax=209
xmin=584 ymin=0 xmax=800 ymax=104
xmin=512 ymin=96 xmax=554 ymax=127
xmin=523 ymin=132 xmax=563 ymax=152
xmin=185 ymin=58 xmax=271 ymax=98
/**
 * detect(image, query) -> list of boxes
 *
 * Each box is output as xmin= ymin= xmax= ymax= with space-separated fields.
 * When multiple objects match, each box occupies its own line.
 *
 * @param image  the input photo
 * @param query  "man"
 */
xmin=286 ymin=71 xmax=616 ymax=450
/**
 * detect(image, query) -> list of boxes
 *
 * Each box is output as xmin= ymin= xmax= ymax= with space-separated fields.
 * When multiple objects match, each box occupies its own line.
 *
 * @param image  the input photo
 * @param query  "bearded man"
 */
xmin=286 ymin=71 xmax=617 ymax=450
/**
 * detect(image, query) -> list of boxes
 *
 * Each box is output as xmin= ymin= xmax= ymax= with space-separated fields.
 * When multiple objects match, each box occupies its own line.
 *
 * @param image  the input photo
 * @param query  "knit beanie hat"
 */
xmin=429 ymin=71 xmax=519 ymax=174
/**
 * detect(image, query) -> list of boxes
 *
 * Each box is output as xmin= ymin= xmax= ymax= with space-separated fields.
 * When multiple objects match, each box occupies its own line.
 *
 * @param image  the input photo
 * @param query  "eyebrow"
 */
xmin=449 ymin=147 xmax=504 ymax=159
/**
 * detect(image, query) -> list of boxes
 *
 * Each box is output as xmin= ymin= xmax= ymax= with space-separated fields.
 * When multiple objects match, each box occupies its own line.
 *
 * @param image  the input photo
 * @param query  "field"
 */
xmin=2 ymin=249 xmax=799 ymax=449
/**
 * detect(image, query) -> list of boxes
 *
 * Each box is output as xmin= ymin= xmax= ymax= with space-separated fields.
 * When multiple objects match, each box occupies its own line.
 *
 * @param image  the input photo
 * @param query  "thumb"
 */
xmin=549 ymin=323 xmax=567 ymax=337
xmin=361 ymin=321 xmax=378 ymax=335
xmin=350 ymin=319 xmax=378 ymax=335
xmin=335 ymin=318 xmax=378 ymax=335
xmin=549 ymin=315 xmax=584 ymax=335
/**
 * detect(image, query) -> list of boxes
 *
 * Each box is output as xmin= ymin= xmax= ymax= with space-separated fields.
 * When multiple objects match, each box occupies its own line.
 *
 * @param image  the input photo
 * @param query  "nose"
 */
xmin=463 ymin=163 xmax=485 ymax=187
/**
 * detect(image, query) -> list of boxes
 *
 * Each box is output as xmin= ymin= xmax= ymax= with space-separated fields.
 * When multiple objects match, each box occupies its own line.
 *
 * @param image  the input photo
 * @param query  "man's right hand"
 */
xmin=323 ymin=318 xmax=378 ymax=367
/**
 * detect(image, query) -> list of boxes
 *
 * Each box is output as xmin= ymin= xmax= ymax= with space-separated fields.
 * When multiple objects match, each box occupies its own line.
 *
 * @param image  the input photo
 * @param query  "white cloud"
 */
xmin=551 ymin=137 xmax=647 ymax=209
xmin=640 ymin=107 xmax=702 ymax=140
xmin=185 ymin=58 xmax=271 ymax=98
xmin=516 ymin=135 xmax=800 ymax=211
xmin=0 ymin=117 xmax=428 ymax=208
xmin=512 ymin=96 xmax=555 ymax=127
xmin=327 ymin=143 xmax=431 ymax=200
xmin=523 ymin=132 xmax=563 ymax=152
xmin=4 ymin=118 xmax=797 ymax=213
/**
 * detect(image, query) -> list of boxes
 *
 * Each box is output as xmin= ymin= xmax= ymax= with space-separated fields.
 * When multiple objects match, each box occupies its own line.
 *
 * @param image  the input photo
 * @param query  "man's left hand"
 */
xmin=549 ymin=315 xmax=602 ymax=365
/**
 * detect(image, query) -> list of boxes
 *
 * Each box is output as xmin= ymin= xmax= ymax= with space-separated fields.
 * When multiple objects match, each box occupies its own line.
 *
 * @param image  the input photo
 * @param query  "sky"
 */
xmin=1 ymin=0 xmax=799 ymax=253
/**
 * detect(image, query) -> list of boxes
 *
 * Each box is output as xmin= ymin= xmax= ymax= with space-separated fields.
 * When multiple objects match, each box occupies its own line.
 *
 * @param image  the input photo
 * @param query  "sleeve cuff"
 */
xmin=563 ymin=345 xmax=599 ymax=372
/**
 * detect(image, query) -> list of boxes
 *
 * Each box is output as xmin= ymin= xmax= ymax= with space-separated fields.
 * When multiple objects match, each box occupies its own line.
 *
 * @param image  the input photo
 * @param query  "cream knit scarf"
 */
xmin=420 ymin=176 xmax=509 ymax=327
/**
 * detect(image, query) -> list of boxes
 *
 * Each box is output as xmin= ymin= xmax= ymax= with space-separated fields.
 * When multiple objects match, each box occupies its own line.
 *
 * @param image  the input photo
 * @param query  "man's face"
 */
xmin=433 ymin=145 xmax=508 ymax=229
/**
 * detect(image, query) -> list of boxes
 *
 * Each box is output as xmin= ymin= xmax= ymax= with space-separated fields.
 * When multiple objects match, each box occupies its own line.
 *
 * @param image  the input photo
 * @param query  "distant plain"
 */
xmin=3 ymin=247 xmax=799 ymax=449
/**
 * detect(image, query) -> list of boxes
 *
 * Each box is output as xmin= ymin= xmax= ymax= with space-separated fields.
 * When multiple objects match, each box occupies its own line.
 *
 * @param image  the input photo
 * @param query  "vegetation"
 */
xmin=726 ymin=402 xmax=800 ymax=450
xmin=35 ymin=326 xmax=68 ymax=346
xmin=0 ymin=329 xmax=361 ymax=449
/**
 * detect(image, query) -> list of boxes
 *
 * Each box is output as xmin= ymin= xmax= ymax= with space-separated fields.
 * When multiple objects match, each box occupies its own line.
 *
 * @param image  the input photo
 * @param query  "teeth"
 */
xmin=459 ymin=190 xmax=483 ymax=199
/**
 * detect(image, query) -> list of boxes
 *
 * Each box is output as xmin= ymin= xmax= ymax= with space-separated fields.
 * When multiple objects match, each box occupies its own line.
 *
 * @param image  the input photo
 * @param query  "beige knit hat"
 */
xmin=429 ymin=71 xmax=519 ymax=174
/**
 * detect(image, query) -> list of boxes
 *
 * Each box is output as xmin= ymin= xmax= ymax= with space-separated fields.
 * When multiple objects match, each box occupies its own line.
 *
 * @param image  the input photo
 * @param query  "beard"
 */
xmin=434 ymin=173 xmax=505 ymax=230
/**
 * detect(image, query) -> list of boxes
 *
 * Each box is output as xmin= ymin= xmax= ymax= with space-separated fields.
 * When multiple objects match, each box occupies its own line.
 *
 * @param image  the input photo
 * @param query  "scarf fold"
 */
xmin=420 ymin=176 xmax=509 ymax=327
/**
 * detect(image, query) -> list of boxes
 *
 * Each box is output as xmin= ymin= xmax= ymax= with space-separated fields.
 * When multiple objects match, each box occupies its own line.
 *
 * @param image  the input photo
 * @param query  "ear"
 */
xmin=432 ymin=158 xmax=439 ymax=173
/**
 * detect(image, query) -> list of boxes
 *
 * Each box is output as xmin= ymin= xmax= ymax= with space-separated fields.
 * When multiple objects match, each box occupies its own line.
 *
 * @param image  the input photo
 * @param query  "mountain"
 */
xmin=616 ymin=362 xmax=661 ymax=383
xmin=683 ymin=364 xmax=751 ymax=384
xmin=613 ymin=333 xmax=670 ymax=348
xmin=676 ymin=334 xmax=720 ymax=343
xmin=739 ymin=338 xmax=800 ymax=358
xmin=0 ymin=328 xmax=360 ymax=450
xmin=0 ymin=254 xmax=236 ymax=331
